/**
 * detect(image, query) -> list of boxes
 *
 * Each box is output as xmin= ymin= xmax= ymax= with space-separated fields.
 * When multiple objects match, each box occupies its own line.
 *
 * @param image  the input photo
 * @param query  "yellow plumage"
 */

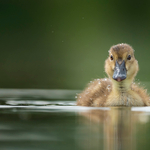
xmin=77 ymin=43 xmax=150 ymax=106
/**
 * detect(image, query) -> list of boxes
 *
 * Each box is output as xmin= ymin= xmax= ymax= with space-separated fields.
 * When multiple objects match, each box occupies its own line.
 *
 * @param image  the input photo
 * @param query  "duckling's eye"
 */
xmin=127 ymin=55 xmax=131 ymax=60
xmin=110 ymin=55 xmax=113 ymax=60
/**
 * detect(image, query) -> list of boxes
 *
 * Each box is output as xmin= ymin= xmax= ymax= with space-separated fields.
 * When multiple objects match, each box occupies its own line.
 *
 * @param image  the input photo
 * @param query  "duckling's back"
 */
xmin=77 ymin=78 xmax=112 ymax=106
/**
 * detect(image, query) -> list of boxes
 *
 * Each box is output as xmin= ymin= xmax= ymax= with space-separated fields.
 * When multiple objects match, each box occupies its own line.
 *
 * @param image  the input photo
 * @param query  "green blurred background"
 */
xmin=0 ymin=0 xmax=150 ymax=89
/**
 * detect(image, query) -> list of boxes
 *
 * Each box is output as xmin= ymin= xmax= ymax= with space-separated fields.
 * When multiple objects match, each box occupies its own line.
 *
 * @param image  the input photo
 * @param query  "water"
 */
xmin=0 ymin=89 xmax=150 ymax=150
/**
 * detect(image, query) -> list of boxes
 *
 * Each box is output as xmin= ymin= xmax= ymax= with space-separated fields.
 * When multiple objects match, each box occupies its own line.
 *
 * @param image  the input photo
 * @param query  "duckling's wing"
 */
xmin=77 ymin=78 xmax=112 ymax=106
xmin=131 ymin=83 xmax=150 ymax=106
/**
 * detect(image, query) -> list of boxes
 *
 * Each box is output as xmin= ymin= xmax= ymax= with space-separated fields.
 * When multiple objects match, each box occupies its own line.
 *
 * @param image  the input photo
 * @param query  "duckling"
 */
xmin=77 ymin=43 xmax=150 ymax=106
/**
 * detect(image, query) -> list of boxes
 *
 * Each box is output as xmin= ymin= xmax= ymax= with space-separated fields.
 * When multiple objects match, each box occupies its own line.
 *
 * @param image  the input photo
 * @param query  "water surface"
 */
xmin=0 ymin=89 xmax=150 ymax=150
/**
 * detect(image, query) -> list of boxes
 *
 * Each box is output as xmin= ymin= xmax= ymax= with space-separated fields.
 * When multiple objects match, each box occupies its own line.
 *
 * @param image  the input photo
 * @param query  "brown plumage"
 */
xmin=77 ymin=43 xmax=150 ymax=106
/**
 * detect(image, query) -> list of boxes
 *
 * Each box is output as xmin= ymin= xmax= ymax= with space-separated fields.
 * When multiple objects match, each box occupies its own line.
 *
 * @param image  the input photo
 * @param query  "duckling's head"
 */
xmin=105 ymin=43 xmax=139 ymax=82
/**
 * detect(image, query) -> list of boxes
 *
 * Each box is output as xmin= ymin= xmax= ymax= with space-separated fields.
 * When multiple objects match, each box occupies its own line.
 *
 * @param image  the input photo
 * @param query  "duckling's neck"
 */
xmin=111 ymin=78 xmax=133 ymax=94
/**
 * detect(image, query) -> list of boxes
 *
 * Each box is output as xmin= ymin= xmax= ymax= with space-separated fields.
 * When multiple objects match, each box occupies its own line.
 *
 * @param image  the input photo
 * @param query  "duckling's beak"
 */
xmin=113 ymin=60 xmax=126 ymax=82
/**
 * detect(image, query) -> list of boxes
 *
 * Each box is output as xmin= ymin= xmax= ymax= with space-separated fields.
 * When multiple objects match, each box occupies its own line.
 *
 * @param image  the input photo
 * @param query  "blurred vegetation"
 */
xmin=0 ymin=0 xmax=150 ymax=89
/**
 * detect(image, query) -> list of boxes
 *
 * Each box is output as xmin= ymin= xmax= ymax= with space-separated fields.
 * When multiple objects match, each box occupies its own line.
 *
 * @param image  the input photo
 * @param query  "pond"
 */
xmin=0 ymin=89 xmax=150 ymax=150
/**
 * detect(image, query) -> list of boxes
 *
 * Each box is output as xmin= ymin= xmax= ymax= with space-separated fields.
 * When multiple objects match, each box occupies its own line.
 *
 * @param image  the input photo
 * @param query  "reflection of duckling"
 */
xmin=77 ymin=43 xmax=150 ymax=106
xmin=77 ymin=108 xmax=138 ymax=150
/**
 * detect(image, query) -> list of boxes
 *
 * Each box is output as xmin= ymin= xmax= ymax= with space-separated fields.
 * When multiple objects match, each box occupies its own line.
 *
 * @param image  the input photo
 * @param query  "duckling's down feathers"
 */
xmin=77 ymin=78 xmax=112 ymax=106
xmin=77 ymin=79 xmax=150 ymax=106
xmin=77 ymin=43 xmax=150 ymax=106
